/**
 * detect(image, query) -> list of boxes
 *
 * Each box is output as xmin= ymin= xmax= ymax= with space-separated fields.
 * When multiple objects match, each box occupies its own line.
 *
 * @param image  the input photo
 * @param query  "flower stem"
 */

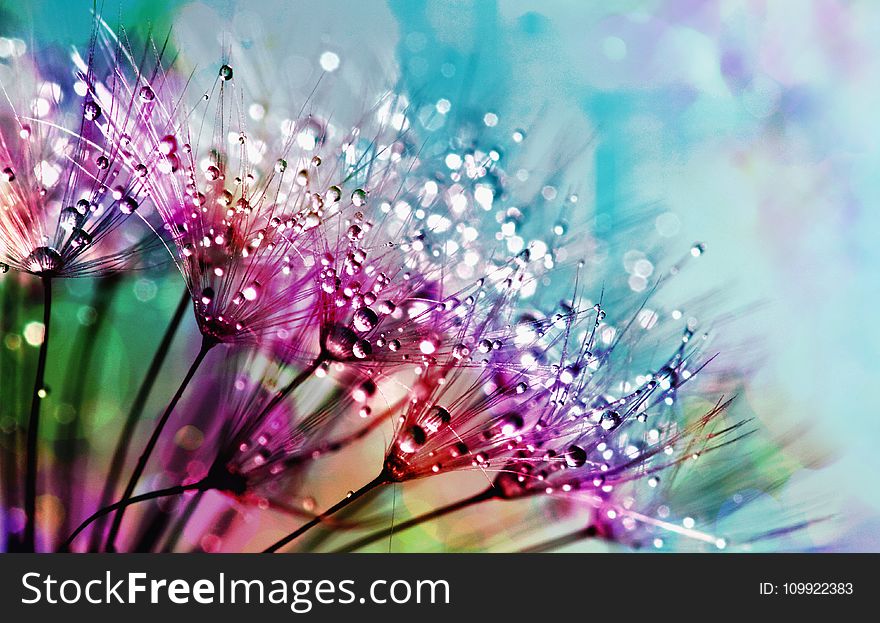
xmin=519 ymin=525 xmax=598 ymax=553
xmin=159 ymin=489 xmax=204 ymax=552
xmin=104 ymin=334 xmax=215 ymax=551
xmin=263 ymin=473 xmax=387 ymax=553
xmin=60 ymin=480 xmax=207 ymax=552
xmin=87 ymin=288 xmax=189 ymax=551
xmin=259 ymin=357 xmax=322 ymax=420
xmin=23 ymin=275 xmax=51 ymax=552
xmin=333 ymin=487 xmax=497 ymax=553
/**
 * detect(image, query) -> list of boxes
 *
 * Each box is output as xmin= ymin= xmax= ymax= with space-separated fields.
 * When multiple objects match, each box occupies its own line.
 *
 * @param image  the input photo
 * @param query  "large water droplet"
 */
xmin=59 ymin=207 xmax=84 ymax=231
xmin=423 ymin=406 xmax=451 ymax=434
xmin=69 ymin=228 xmax=92 ymax=249
xmin=399 ymin=425 xmax=426 ymax=454
xmin=565 ymin=445 xmax=587 ymax=468
xmin=84 ymin=101 xmax=101 ymax=121
xmin=325 ymin=325 xmax=358 ymax=360
xmin=352 ymin=307 xmax=378 ymax=332
xmin=351 ymin=189 xmax=367 ymax=207
xmin=499 ymin=413 xmax=524 ymax=437
xmin=352 ymin=339 xmax=372 ymax=359
xmin=139 ymin=86 xmax=155 ymax=102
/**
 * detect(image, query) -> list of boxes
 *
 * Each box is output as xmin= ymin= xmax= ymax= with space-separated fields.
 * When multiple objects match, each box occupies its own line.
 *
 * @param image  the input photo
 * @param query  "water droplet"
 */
xmin=352 ymin=307 xmax=378 ymax=332
xmin=325 ymin=325 xmax=358 ymax=359
xmin=600 ymin=410 xmax=621 ymax=431
xmin=327 ymin=186 xmax=342 ymax=203
xmin=0 ymin=262 xmax=9 ymax=273
xmin=59 ymin=207 xmax=84 ymax=231
xmin=83 ymin=101 xmax=101 ymax=121
xmin=304 ymin=212 xmax=321 ymax=230
xmin=352 ymin=339 xmax=372 ymax=359
xmin=200 ymin=287 xmax=215 ymax=305
xmin=452 ymin=344 xmax=470 ymax=360
xmin=139 ymin=86 xmax=155 ymax=102
xmin=351 ymin=188 xmax=367 ymax=207
xmin=691 ymin=242 xmax=706 ymax=257
xmin=96 ymin=156 xmax=109 ymax=170
xmin=423 ymin=406 xmax=451 ymax=433
xmin=205 ymin=165 xmax=221 ymax=181
xmin=565 ymin=445 xmax=587 ymax=468
xmin=275 ymin=159 xmax=287 ymax=173
xmin=499 ymin=413 xmax=524 ymax=436
xmin=242 ymin=282 xmax=261 ymax=301
xmin=69 ymin=228 xmax=92 ymax=249
xmin=159 ymin=135 xmax=178 ymax=155
xmin=2 ymin=167 xmax=14 ymax=182
xmin=119 ymin=197 xmax=138 ymax=214
xmin=219 ymin=64 xmax=234 ymax=81
xmin=399 ymin=425 xmax=426 ymax=453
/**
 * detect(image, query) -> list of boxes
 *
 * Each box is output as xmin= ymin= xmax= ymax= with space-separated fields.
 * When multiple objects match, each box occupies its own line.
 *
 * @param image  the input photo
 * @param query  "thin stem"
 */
xmin=88 ymin=288 xmax=189 ymax=551
xmin=60 ymin=481 xmax=206 ymax=552
xmin=160 ymin=490 xmax=204 ymax=552
xmin=260 ymin=357 xmax=322 ymax=421
xmin=0 ymin=274 xmax=22 ymax=551
xmin=104 ymin=334 xmax=215 ymax=552
xmin=23 ymin=275 xmax=51 ymax=552
xmin=519 ymin=525 xmax=597 ymax=553
xmin=333 ymin=487 xmax=497 ymax=553
xmin=263 ymin=473 xmax=387 ymax=553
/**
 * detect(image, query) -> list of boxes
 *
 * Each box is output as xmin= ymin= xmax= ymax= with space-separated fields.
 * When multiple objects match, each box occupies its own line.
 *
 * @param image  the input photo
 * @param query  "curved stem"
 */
xmin=333 ymin=487 xmax=496 ymax=553
xmin=259 ymin=357 xmax=322 ymax=421
xmin=104 ymin=335 xmax=215 ymax=551
xmin=160 ymin=489 xmax=204 ymax=552
xmin=88 ymin=288 xmax=189 ymax=551
xmin=263 ymin=473 xmax=387 ymax=553
xmin=519 ymin=525 xmax=597 ymax=553
xmin=60 ymin=481 xmax=206 ymax=552
xmin=24 ymin=275 xmax=51 ymax=552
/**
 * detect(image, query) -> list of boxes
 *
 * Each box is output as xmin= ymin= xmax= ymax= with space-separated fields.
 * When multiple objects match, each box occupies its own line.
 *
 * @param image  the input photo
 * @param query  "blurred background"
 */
xmin=1 ymin=0 xmax=877 ymax=551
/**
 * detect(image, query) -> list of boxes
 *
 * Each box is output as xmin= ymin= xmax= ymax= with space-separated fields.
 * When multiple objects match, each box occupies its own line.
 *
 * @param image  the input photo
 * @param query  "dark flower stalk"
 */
xmin=23 ymin=275 xmax=51 ymax=551
xmin=104 ymin=334 xmax=216 ymax=551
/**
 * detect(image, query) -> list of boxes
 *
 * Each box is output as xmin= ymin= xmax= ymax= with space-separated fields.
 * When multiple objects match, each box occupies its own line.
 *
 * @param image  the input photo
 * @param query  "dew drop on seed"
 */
xmin=351 ymin=189 xmax=367 ymax=207
xmin=565 ymin=445 xmax=587 ymax=468
xmin=499 ymin=413 xmax=524 ymax=436
xmin=399 ymin=425 xmax=426 ymax=453
xmin=219 ymin=64 xmax=234 ymax=81
xmin=59 ymin=207 xmax=84 ymax=231
xmin=70 ymin=228 xmax=92 ymax=248
xmin=423 ymin=406 xmax=451 ymax=434
xmin=353 ymin=307 xmax=378 ymax=332
xmin=200 ymin=287 xmax=215 ymax=305
xmin=84 ymin=101 xmax=101 ymax=121
xmin=352 ymin=339 xmax=372 ymax=359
